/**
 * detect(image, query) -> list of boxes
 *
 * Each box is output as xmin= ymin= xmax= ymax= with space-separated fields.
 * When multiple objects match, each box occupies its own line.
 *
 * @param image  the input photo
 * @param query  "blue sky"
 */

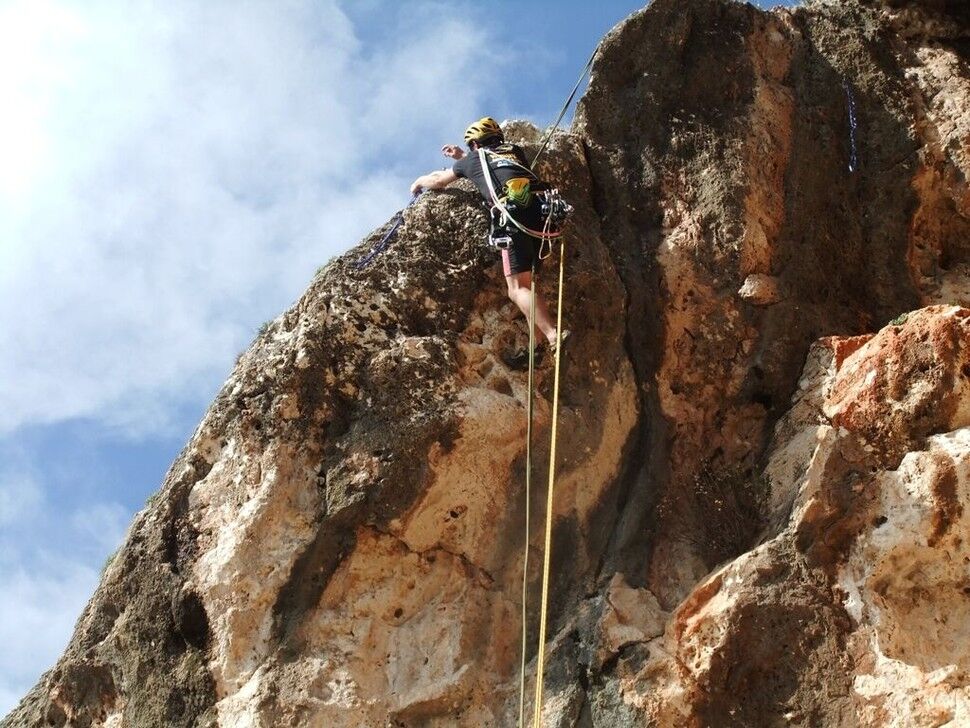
xmin=0 ymin=0 xmax=795 ymax=713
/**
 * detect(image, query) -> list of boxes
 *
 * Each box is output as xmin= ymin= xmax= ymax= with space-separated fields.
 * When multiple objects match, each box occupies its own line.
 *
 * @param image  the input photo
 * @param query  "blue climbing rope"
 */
xmin=843 ymin=80 xmax=859 ymax=173
xmin=354 ymin=193 xmax=420 ymax=269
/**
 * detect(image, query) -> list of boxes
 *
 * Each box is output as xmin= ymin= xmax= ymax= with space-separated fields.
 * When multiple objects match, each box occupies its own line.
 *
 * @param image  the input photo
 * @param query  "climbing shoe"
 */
xmin=549 ymin=329 xmax=571 ymax=358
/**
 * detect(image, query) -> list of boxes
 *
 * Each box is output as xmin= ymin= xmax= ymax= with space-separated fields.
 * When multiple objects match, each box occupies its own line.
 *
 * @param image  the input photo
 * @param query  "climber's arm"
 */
xmin=410 ymin=169 xmax=459 ymax=196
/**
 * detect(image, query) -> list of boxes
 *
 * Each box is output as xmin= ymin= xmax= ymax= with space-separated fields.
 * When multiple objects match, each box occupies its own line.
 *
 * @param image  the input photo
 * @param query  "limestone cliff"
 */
xmin=4 ymin=0 xmax=969 ymax=726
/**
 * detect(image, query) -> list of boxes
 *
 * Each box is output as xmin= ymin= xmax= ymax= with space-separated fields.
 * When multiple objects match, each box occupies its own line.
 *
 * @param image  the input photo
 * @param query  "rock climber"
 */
xmin=409 ymin=117 xmax=567 ymax=356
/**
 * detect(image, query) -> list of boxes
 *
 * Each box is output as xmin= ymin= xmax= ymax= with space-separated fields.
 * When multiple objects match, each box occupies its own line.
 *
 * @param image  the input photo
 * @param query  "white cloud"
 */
xmin=0 ymin=0 xmax=492 ymax=437
xmin=70 ymin=502 xmax=129 ymax=554
xmin=0 ymin=472 xmax=43 ymax=526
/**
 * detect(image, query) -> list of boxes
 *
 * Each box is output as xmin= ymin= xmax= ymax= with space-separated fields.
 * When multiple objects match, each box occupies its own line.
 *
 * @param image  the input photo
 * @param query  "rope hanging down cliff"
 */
xmin=530 ymin=233 xmax=567 ymax=728
xmin=512 ymin=47 xmax=595 ymax=728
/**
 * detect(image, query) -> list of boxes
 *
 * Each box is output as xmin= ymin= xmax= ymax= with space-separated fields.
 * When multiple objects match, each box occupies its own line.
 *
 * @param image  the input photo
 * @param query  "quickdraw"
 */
xmin=843 ymin=79 xmax=859 ymax=173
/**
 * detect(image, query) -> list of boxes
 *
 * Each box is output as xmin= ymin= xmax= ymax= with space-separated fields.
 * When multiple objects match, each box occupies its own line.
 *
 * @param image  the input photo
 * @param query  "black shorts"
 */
xmin=501 ymin=232 xmax=543 ymax=276
xmin=498 ymin=199 xmax=546 ymax=276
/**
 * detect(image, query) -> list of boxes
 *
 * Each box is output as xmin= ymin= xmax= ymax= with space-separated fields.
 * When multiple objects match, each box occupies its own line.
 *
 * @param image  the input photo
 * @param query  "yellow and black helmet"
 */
xmin=464 ymin=117 xmax=503 ymax=145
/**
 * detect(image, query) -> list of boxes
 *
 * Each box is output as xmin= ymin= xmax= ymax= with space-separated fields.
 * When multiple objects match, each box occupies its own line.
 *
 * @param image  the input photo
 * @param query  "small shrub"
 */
xmin=686 ymin=464 xmax=770 ymax=567
xmin=101 ymin=547 xmax=119 ymax=578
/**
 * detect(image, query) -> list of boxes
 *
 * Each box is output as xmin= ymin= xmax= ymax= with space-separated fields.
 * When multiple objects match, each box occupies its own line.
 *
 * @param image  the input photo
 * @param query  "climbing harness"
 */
xmin=843 ymin=80 xmax=859 ymax=173
xmin=487 ymin=189 xmax=572 ymax=252
xmin=487 ymin=190 xmax=572 ymax=252
xmin=353 ymin=193 xmax=420 ymax=269
xmin=478 ymin=148 xmax=572 ymax=247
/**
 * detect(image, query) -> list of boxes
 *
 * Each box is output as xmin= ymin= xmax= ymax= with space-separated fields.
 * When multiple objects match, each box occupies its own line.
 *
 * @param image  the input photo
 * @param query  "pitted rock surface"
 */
xmin=4 ymin=1 xmax=970 ymax=727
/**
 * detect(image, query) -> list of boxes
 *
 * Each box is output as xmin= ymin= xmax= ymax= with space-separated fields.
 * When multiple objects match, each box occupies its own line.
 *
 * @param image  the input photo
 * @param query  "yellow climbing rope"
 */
xmin=516 ymin=212 xmax=566 ymax=728
xmin=531 ymin=235 xmax=566 ymax=728
xmin=515 ymin=46 xmax=594 ymax=727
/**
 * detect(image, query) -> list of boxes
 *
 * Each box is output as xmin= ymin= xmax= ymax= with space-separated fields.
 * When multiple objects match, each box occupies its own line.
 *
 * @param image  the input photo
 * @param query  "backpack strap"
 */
xmin=479 ymin=148 xmax=523 ymax=209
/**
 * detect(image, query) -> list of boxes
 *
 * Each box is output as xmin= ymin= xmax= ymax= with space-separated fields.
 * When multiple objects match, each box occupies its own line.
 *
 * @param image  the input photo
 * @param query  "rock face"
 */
xmin=4 ymin=1 xmax=969 ymax=726
xmin=620 ymin=306 xmax=970 ymax=726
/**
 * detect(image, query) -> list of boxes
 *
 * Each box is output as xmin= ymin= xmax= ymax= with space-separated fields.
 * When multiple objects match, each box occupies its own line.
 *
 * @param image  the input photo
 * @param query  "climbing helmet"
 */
xmin=464 ymin=117 xmax=503 ymax=145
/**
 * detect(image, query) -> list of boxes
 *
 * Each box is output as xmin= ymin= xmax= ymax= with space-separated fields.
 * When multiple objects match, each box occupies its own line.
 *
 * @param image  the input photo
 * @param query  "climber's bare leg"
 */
xmin=506 ymin=271 xmax=556 ymax=345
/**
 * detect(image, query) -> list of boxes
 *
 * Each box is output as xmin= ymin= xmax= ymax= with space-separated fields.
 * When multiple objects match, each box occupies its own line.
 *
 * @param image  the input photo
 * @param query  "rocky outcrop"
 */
xmin=5 ymin=1 xmax=969 ymax=726
xmin=615 ymin=305 xmax=970 ymax=726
